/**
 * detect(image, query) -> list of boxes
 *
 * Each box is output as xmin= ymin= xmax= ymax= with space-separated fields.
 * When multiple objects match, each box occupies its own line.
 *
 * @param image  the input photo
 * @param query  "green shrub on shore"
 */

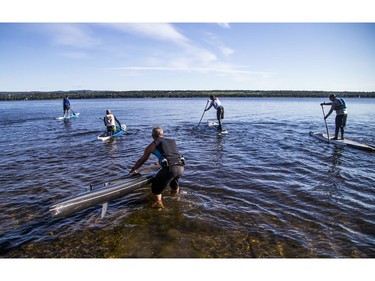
xmin=1 ymin=90 xmax=374 ymax=101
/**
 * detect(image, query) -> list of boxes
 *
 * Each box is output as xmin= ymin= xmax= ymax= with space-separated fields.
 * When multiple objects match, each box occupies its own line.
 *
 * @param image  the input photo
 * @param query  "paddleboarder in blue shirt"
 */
xmin=63 ymin=96 xmax=71 ymax=117
xmin=205 ymin=95 xmax=225 ymax=131
xmin=321 ymin=94 xmax=348 ymax=140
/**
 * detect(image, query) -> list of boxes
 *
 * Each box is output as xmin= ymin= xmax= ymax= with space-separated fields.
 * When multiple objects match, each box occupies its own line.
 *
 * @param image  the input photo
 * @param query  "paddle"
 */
xmin=70 ymin=108 xmax=76 ymax=116
xmin=197 ymin=100 xmax=209 ymax=127
xmin=321 ymin=104 xmax=330 ymax=144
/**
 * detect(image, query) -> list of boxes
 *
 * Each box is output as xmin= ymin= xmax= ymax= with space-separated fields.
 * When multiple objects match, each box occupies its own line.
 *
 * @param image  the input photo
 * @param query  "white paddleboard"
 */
xmin=55 ymin=113 xmax=80 ymax=120
xmin=207 ymin=120 xmax=228 ymax=135
xmin=310 ymin=131 xmax=375 ymax=151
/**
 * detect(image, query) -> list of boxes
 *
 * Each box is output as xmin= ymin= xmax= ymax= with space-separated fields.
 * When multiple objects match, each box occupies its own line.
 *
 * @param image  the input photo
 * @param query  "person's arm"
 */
xmin=130 ymin=142 xmax=155 ymax=173
xmin=205 ymin=101 xmax=213 ymax=111
xmin=325 ymin=104 xmax=335 ymax=119
xmin=114 ymin=115 xmax=121 ymax=126
xmin=320 ymin=102 xmax=332 ymax=106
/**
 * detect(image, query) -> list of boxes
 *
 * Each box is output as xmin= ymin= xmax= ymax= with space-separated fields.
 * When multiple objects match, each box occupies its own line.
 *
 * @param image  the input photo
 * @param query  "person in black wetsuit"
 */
xmin=130 ymin=127 xmax=185 ymax=208
xmin=321 ymin=94 xmax=348 ymax=140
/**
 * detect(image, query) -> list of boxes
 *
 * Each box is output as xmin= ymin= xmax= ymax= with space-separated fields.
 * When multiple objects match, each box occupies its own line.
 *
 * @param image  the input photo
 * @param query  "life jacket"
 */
xmin=338 ymin=97 xmax=347 ymax=109
xmin=336 ymin=97 xmax=348 ymax=114
xmin=105 ymin=114 xmax=115 ymax=126
xmin=153 ymin=138 xmax=184 ymax=167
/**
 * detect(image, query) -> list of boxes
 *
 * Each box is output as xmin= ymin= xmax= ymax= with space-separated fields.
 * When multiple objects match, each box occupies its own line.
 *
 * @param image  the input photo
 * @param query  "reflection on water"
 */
xmin=1 ymin=98 xmax=375 ymax=258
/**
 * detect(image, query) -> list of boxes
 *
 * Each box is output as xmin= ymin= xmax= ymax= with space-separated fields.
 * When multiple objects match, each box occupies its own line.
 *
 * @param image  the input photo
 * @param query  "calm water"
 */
xmin=0 ymin=97 xmax=374 ymax=258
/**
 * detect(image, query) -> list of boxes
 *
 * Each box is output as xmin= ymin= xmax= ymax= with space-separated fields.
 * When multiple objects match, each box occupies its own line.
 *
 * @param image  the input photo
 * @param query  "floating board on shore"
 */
xmin=49 ymin=164 xmax=160 ymax=218
xmin=97 ymin=125 xmax=126 ymax=141
xmin=310 ymin=131 xmax=375 ymax=152
xmin=55 ymin=113 xmax=80 ymax=120
xmin=207 ymin=120 xmax=228 ymax=135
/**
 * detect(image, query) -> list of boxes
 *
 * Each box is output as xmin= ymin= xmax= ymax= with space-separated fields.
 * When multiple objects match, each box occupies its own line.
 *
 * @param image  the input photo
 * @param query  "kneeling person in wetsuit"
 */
xmin=104 ymin=109 xmax=122 ymax=136
xmin=130 ymin=127 xmax=185 ymax=208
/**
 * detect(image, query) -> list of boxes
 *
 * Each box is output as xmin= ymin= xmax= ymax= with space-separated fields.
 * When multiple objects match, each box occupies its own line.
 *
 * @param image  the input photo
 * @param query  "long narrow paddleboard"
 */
xmin=207 ymin=120 xmax=228 ymax=135
xmin=49 ymin=164 xmax=160 ymax=218
xmin=310 ymin=131 xmax=375 ymax=152
xmin=55 ymin=113 xmax=80 ymax=120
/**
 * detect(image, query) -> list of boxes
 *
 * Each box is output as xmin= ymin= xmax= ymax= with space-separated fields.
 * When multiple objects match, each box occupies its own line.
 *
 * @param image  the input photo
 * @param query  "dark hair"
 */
xmin=152 ymin=127 xmax=164 ymax=139
xmin=329 ymin=94 xmax=336 ymax=99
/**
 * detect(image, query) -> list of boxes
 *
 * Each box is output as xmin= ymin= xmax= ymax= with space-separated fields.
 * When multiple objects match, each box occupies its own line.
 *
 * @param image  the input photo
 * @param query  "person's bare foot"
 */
xmin=151 ymin=200 xmax=164 ymax=209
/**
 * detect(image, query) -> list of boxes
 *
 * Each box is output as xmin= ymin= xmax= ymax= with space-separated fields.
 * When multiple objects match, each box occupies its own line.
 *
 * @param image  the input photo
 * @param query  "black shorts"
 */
xmin=151 ymin=165 xmax=184 ymax=195
xmin=335 ymin=114 xmax=347 ymax=128
xmin=216 ymin=107 xmax=224 ymax=120
xmin=107 ymin=125 xmax=116 ymax=132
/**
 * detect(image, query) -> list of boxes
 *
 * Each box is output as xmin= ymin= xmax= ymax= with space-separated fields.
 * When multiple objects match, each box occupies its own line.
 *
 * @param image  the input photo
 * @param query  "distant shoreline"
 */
xmin=1 ymin=90 xmax=374 ymax=101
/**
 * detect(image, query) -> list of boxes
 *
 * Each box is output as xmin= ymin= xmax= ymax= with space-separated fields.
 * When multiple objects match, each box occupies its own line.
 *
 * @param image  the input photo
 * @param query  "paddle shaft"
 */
xmin=197 ymin=100 xmax=209 ymax=127
xmin=321 ymin=105 xmax=330 ymax=143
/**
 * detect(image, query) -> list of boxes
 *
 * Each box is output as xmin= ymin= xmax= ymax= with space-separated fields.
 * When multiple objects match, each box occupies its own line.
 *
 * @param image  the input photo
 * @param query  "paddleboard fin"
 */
xmin=101 ymin=202 xmax=109 ymax=218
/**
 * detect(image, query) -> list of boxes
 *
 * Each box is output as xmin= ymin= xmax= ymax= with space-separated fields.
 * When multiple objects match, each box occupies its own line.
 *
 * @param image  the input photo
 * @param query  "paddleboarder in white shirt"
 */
xmin=205 ymin=95 xmax=225 ymax=131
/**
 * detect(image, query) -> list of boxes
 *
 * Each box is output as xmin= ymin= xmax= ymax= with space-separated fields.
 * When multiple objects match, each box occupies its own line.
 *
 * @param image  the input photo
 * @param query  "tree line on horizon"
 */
xmin=0 ymin=90 xmax=374 ymax=101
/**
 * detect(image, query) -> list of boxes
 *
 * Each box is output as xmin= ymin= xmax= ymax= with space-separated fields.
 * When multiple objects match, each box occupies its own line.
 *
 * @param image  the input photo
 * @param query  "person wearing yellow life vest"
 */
xmin=103 ymin=109 xmax=122 ymax=136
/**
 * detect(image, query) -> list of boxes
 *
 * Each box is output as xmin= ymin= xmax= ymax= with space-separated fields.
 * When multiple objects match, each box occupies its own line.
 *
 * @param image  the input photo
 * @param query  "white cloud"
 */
xmin=109 ymin=64 xmax=274 ymax=78
xmin=202 ymin=32 xmax=235 ymax=57
xmin=41 ymin=24 xmax=99 ymax=48
xmin=220 ymin=46 xmax=235 ymax=56
xmin=217 ymin=23 xmax=230 ymax=29
xmin=106 ymin=23 xmax=220 ymax=68
xmin=106 ymin=23 xmax=189 ymax=46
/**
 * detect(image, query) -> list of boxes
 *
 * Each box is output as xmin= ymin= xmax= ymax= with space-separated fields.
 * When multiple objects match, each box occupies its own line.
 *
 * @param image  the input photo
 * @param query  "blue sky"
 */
xmin=1 ymin=3 xmax=375 ymax=92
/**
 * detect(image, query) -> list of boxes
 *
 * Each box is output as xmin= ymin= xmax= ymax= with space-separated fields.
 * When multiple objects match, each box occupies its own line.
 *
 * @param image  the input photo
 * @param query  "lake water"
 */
xmin=0 ymin=97 xmax=374 ymax=258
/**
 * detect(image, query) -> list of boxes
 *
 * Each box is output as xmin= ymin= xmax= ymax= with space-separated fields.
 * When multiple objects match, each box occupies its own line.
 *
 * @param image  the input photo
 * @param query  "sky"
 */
xmin=1 ymin=1 xmax=375 ymax=92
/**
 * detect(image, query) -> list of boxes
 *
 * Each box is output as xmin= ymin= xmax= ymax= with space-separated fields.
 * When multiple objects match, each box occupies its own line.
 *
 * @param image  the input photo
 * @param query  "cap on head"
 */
xmin=152 ymin=127 xmax=164 ymax=139
xmin=106 ymin=109 xmax=111 ymax=114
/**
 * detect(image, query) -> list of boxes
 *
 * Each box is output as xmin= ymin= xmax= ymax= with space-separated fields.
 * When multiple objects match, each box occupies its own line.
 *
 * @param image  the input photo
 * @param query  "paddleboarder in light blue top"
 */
xmin=205 ymin=95 xmax=225 ymax=131
xmin=321 ymin=94 xmax=348 ymax=140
